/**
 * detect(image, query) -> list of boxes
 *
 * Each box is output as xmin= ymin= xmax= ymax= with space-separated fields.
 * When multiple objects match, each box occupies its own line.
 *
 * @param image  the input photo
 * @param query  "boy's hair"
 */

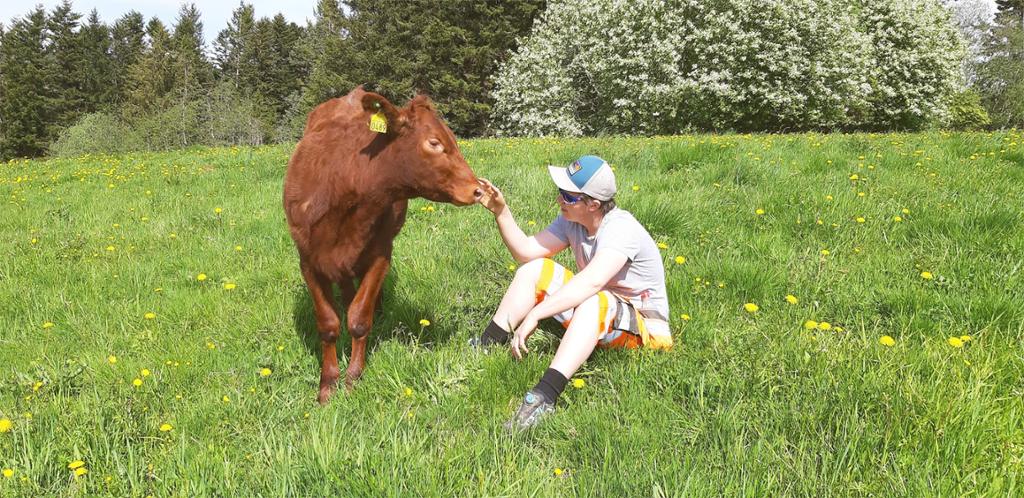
xmin=585 ymin=195 xmax=616 ymax=214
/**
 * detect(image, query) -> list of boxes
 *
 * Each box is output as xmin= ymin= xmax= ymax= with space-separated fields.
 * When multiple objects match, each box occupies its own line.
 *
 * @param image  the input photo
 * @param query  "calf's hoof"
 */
xmin=317 ymin=383 xmax=338 ymax=405
xmin=344 ymin=368 xmax=364 ymax=392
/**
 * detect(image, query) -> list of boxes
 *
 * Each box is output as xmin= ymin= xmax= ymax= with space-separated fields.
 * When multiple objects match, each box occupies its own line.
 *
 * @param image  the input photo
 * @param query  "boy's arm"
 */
xmin=479 ymin=178 xmax=567 ymax=263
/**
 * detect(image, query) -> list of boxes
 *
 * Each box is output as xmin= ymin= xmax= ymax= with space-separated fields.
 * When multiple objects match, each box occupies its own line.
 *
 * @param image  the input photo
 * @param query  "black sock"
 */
xmin=533 ymin=368 xmax=568 ymax=404
xmin=479 ymin=320 xmax=510 ymax=346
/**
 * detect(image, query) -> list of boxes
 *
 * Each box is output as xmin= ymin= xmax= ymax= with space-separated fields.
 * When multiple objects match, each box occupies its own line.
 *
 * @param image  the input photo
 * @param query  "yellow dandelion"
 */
xmin=785 ymin=295 xmax=798 ymax=305
xmin=855 ymin=217 xmax=865 ymax=223
xmin=893 ymin=216 xmax=903 ymax=222
xmin=214 ymin=207 xmax=223 ymax=214
xmin=234 ymin=245 xmax=243 ymax=251
xmin=276 ymin=345 xmax=284 ymax=351
xmin=755 ymin=208 xmax=765 ymax=216
xmin=159 ymin=423 xmax=173 ymax=432
xmin=817 ymin=322 xmax=832 ymax=331
xmin=948 ymin=336 xmax=964 ymax=348
xmin=674 ymin=256 xmax=686 ymax=265
xmin=632 ymin=185 xmax=640 ymax=191
xmin=508 ymin=264 xmax=516 ymax=272
xmin=223 ymin=282 xmax=236 ymax=290
xmin=107 ymin=355 xmax=117 ymax=364
xmin=572 ymin=378 xmax=586 ymax=389
xmin=804 ymin=320 xmax=819 ymax=330
xmin=196 ymin=273 xmax=207 ymax=281
xmin=222 ymin=395 xmax=230 ymax=403
xmin=68 ymin=460 xmax=85 ymax=470
xmin=879 ymin=335 xmax=896 ymax=347
xmin=857 ymin=192 xmax=865 ymax=197
xmin=2 ymin=468 xmax=13 ymax=478
xmin=681 ymin=314 xmax=691 ymax=321
xmin=106 ymin=245 xmax=115 ymax=251
xmin=527 ymin=220 xmax=536 ymax=226
xmin=920 ymin=271 xmax=933 ymax=280
xmin=140 ymin=369 xmax=151 ymax=377
xmin=743 ymin=303 xmax=759 ymax=314
xmin=260 ymin=368 xmax=272 ymax=377
xmin=74 ymin=467 xmax=88 ymax=477
xmin=849 ymin=174 xmax=859 ymax=180
xmin=132 ymin=378 xmax=143 ymax=387
xmin=902 ymin=208 xmax=910 ymax=215
xmin=144 ymin=312 xmax=156 ymax=320
xmin=554 ymin=468 xmax=564 ymax=476
xmin=820 ymin=249 xmax=830 ymax=256
xmin=825 ymin=194 xmax=833 ymax=201
xmin=403 ymin=387 xmax=413 ymax=397
xmin=0 ymin=418 xmax=12 ymax=433
xmin=42 ymin=322 xmax=54 ymax=329
xmin=419 ymin=319 xmax=431 ymax=327
xmin=33 ymin=381 xmax=43 ymax=392
xmin=657 ymin=242 xmax=668 ymax=249
xmin=960 ymin=335 xmax=972 ymax=342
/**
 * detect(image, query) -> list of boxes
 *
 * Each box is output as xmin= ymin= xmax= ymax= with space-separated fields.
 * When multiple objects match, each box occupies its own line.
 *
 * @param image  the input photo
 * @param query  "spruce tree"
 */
xmin=214 ymin=2 xmax=256 ymax=89
xmin=247 ymin=15 xmax=304 ymax=120
xmin=79 ymin=9 xmax=116 ymax=113
xmin=0 ymin=8 xmax=54 ymax=157
xmin=47 ymin=1 xmax=86 ymax=137
xmin=110 ymin=11 xmax=146 ymax=105
xmin=169 ymin=4 xmax=213 ymax=108
xmin=123 ymin=18 xmax=175 ymax=118
xmin=298 ymin=0 xmax=354 ymax=113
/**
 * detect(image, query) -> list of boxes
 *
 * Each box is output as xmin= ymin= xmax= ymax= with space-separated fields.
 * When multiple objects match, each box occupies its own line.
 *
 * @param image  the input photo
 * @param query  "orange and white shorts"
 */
xmin=532 ymin=258 xmax=673 ymax=350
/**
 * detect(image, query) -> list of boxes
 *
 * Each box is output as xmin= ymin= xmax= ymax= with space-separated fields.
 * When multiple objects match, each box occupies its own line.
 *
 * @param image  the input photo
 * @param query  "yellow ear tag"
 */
xmin=369 ymin=111 xmax=388 ymax=134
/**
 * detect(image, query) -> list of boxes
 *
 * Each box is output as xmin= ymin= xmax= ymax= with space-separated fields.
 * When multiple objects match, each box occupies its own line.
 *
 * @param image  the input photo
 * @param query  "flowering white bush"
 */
xmin=491 ymin=0 xmax=966 ymax=135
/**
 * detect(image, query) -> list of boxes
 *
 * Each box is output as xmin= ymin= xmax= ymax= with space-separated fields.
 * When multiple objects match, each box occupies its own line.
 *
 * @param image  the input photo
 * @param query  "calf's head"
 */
xmin=362 ymin=93 xmax=482 ymax=205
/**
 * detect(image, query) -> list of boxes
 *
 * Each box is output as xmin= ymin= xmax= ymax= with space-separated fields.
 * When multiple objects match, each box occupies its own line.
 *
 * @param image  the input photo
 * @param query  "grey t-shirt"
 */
xmin=545 ymin=208 xmax=670 ymax=325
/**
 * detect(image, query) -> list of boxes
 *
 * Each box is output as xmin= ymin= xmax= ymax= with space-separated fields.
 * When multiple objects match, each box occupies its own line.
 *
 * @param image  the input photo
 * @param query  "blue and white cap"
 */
xmin=547 ymin=155 xmax=617 ymax=201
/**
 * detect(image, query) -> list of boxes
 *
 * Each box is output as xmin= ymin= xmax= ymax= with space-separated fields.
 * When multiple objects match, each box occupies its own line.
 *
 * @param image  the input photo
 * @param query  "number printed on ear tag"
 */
xmin=369 ymin=112 xmax=388 ymax=133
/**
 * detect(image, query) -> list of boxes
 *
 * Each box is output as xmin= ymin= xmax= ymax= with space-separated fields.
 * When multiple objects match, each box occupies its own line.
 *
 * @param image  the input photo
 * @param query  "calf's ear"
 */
xmin=361 ymin=92 xmax=406 ymax=136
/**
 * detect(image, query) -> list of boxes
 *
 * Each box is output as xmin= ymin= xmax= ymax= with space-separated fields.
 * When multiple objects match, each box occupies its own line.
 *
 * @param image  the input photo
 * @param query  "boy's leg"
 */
xmin=475 ymin=258 xmax=568 ymax=346
xmin=547 ymin=293 xmax=611 ymax=378
xmin=507 ymin=293 xmax=613 ymax=430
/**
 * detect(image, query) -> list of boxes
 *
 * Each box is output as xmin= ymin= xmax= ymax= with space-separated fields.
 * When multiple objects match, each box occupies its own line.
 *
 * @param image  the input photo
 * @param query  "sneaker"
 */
xmin=504 ymin=390 xmax=555 ymax=431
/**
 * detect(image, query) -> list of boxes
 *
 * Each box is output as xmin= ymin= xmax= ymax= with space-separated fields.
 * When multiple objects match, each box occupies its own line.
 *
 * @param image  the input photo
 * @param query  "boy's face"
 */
xmin=557 ymin=189 xmax=597 ymax=223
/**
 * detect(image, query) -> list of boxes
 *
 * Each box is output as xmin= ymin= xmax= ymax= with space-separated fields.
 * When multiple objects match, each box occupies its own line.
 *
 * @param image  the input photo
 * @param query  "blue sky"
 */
xmin=1 ymin=1 xmax=317 ymax=45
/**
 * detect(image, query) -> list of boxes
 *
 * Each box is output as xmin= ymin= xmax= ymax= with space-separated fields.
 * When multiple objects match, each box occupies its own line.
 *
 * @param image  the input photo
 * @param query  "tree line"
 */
xmin=0 ymin=0 xmax=1021 ymax=160
xmin=0 ymin=0 xmax=544 ymax=159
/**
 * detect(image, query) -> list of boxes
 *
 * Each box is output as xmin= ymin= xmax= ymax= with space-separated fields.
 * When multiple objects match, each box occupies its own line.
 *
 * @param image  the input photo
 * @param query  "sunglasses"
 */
xmin=558 ymin=189 xmax=583 ymax=204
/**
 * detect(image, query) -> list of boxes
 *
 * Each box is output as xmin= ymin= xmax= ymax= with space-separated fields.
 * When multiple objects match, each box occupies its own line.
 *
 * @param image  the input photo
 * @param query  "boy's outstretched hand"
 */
xmin=476 ymin=178 xmax=506 ymax=215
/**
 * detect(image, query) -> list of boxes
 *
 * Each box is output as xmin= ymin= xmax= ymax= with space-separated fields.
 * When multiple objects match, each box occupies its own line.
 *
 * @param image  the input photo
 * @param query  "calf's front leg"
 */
xmin=345 ymin=256 xmax=390 ymax=389
xmin=300 ymin=262 xmax=342 ymax=404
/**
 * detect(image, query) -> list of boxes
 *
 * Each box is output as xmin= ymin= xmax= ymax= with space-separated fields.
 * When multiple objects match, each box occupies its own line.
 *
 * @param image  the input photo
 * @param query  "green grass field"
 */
xmin=2 ymin=131 xmax=1023 ymax=496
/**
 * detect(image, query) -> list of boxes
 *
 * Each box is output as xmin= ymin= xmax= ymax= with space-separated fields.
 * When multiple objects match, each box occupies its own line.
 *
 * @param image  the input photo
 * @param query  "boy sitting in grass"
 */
xmin=474 ymin=155 xmax=673 ymax=430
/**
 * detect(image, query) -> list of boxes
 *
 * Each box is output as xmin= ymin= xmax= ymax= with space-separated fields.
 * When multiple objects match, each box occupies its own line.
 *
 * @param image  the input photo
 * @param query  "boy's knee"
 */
xmin=515 ymin=257 xmax=551 ymax=279
xmin=575 ymin=294 xmax=604 ymax=315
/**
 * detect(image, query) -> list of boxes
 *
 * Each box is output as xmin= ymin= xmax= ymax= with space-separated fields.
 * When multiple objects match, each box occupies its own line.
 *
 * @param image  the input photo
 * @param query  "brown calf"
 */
xmin=283 ymin=86 xmax=481 ymax=404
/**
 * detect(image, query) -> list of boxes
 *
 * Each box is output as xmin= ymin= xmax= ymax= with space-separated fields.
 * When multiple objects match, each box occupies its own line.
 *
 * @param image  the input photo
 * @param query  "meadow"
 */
xmin=1 ymin=131 xmax=1023 ymax=496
